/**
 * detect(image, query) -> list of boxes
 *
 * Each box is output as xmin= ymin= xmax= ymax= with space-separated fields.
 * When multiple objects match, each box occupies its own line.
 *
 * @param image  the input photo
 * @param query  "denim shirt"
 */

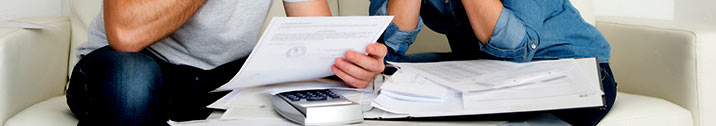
xmin=370 ymin=0 xmax=610 ymax=63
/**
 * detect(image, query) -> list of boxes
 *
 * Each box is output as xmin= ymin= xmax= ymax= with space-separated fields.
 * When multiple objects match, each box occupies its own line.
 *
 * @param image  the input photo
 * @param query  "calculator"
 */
xmin=271 ymin=89 xmax=364 ymax=125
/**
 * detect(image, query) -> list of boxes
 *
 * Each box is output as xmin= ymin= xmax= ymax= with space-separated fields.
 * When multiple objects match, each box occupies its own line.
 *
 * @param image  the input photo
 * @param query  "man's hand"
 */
xmin=331 ymin=43 xmax=387 ymax=88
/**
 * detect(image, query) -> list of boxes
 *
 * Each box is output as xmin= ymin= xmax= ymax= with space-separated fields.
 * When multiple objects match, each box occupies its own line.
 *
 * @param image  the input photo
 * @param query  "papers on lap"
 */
xmin=368 ymin=58 xmax=605 ymax=118
xmin=214 ymin=16 xmax=393 ymax=91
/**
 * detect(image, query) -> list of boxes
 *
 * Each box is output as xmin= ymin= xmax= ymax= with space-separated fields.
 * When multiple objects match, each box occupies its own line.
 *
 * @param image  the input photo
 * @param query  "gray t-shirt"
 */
xmin=77 ymin=0 xmax=272 ymax=70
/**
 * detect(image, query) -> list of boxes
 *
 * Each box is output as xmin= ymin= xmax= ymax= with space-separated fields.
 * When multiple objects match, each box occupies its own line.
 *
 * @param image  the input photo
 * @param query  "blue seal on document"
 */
xmin=286 ymin=46 xmax=307 ymax=57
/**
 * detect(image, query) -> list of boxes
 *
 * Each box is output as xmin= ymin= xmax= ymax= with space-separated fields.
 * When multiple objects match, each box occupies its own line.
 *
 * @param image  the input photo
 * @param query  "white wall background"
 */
xmin=594 ymin=0 xmax=716 ymax=24
xmin=0 ymin=0 xmax=70 ymax=20
xmin=594 ymin=0 xmax=675 ymax=20
xmin=675 ymin=0 xmax=716 ymax=24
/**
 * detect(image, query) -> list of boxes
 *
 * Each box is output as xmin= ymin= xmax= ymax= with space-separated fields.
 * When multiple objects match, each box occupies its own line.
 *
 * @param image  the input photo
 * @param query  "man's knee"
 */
xmin=84 ymin=48 xmax=164 ymax=97
xmin=85 ymin=48 xmax=162 ymax=82
xmin=70 ymin=48 xmax=167 ymax=124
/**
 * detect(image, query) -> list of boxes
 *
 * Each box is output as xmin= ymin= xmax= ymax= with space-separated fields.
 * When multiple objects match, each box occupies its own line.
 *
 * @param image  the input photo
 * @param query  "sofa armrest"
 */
xmin=0 ymin=16 xmax=71 ymax=124
xmin=596 ymin=16 xmax=716 ymax=126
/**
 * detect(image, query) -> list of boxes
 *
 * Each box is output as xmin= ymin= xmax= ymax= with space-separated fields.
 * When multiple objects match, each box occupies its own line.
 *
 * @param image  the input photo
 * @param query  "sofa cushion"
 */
xmin=598 ymin=92 xmax=693 ymax=126
xmin=5 ymin=92 xmax=691 ymax=126
xmin=4 ymin=96 xmax=77 ymax=126
xmin=68 ymin=0 xmax=102 ymax=76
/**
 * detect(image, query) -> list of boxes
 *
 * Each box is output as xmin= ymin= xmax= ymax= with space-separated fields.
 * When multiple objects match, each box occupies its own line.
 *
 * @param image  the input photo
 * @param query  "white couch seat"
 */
xmin=4 ymin=92 xmax=692 ymax=126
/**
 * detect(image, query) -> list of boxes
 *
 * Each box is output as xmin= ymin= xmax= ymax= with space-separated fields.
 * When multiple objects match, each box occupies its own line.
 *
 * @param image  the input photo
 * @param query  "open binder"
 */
xmin=365 ymin=58 xmax=605 ymax=119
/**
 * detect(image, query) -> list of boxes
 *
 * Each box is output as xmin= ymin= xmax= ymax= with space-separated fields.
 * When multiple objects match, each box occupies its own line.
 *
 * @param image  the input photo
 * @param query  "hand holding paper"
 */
xmin=214 ymin=16 xmax=393 ymax=91
xmin=332 ymin=43 xmax=387 ymax=88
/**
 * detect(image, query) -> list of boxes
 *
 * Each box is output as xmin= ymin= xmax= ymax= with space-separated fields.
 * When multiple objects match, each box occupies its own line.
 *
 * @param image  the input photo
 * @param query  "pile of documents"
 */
xmin=366 ymin=58 xmax=605 ymax=118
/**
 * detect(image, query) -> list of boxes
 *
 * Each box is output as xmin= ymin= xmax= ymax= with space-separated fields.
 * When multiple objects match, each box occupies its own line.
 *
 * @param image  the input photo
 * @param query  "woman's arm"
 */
xmin=388 ymin=0 xmax=421 ymax=30
xmin=460 ymin=0 xmax=503 ymax=44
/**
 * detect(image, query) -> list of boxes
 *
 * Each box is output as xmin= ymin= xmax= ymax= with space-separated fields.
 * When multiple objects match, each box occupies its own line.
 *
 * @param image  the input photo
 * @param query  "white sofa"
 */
xmin=2 ymin=0 xmax=714 ymax=125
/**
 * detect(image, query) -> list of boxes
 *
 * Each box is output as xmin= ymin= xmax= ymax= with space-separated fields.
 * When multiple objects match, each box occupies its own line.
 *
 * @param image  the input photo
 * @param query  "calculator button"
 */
xmin=295 ymin=93 xmax=307 ymax=99
xmin=326 ymin=91 xmax=340 ymax=98
xmin=306 ymin=96 xmax=328 ymax=101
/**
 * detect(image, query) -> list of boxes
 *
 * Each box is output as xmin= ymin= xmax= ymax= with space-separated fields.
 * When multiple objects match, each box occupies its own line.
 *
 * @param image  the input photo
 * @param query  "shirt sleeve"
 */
xmin=369 ymin=0 xmax=423 ymax=61
xmin=382 ymin=20 xmax=423 ymax=61
xmin=480 ymin=3 xmax=543 ymax=62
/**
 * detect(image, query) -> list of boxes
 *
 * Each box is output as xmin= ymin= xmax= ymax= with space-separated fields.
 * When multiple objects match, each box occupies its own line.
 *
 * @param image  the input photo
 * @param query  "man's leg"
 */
xmin=153 ymin=53 xmax=246 ymax=121
xmin=66 ymin=46 xmax=168 ymax=126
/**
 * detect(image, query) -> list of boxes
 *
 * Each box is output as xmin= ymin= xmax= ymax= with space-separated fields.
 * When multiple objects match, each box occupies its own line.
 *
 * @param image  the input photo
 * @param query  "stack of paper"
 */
xmin=367 ymin=58 xmax=605 ymax=118
xmin=206 ymin=79 xmax=373 ymax=120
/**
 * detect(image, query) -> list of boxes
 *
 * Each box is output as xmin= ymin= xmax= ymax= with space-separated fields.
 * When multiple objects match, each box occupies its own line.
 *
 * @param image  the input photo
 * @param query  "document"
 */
xmin=389 ymin=59 xmax=570 ymax=92
xmin=368 ymin=58 xmax=605 ymax=118
xmin=168 ymin=118 xmax=296 ymax=126
xmin=214 ymin=16 xmax=393 ymax=91
xmin=378 ymin=70 xmax=448 ymax=102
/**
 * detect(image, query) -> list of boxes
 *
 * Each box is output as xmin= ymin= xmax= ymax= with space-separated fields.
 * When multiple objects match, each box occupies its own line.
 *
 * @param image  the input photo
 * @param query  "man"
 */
xmin=371 ymin=0 xmax=616 ymax=125
xmin=66 ymin=0 xmax=387 ymax=125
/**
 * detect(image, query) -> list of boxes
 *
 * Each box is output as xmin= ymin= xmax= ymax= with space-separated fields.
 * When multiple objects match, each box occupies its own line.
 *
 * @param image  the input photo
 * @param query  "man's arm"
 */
xmin=388 ymin=0 xmax=421 ymax=30
xmin=104 ymin=0 xmax=206 ymax=52
xmin=461 ymin=0 xmax=503 ymax=44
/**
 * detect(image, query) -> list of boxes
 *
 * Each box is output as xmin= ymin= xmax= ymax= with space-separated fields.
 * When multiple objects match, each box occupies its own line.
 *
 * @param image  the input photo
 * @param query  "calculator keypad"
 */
xmin=280 ymin=89 xmax=341 ymax=101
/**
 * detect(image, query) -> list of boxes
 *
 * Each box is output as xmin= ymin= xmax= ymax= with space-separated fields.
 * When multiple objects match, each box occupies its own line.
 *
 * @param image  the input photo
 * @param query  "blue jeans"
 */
xmin=386 ymin=53 xmax=617 ymax=126
xmin=66 ymin=46 xmax=244 ymax=126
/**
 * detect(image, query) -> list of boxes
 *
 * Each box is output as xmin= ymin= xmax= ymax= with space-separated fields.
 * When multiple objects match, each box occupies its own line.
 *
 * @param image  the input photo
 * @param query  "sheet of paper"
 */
xmin=378 ymin=70 xmax=448 ymax=102
xmin=372 ymin=86 xmax=603 ymax=117
xmin=0 ymin=20 xmax=54 ymax=29
xmin=461 ymin=59 xmax=603 ymax=105
xmin=168 ymin=118 xmax=297 ymax=126
xmin=371 ymin=58 xmax=605 ymax=118
xmin=388 ymin=60 xmax=521 ymax=92
xmin=207 ymin=90 xmax=241 ymax=110
xmin=217 ymin=79 xmax=371 ymax=119
xmin=262 ymin=81 xmax=369 ymax=95
xmin=215 ymin=16 xmax=393 ymax=91
xmin=390 ymin=59 xmax=577 ymax=93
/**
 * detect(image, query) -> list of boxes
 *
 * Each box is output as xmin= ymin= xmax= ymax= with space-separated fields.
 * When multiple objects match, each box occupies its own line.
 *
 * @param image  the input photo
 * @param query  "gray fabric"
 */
xmin=77 ymin=0 xmax=272 ymax=70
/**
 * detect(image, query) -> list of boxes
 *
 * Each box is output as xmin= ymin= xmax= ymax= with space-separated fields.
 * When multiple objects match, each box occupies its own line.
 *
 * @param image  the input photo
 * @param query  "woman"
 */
xmin=371 ymin=0 xmax=616 ymax=125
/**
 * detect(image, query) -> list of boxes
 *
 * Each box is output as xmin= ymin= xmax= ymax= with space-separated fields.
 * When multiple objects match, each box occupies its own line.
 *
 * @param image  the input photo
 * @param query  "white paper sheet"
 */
xmin=215 ymin=80 xmax=373 ymax=120
xmin=214 ymin=16 xmax=393 ymax=91
xmin=389 ymin=59 xmax=574 ymax=92
xmin=378 ymin=70 xmax=448 ymax=102
xmin=206 ymin=90 xmax=241 ymax=110
xmin=168 ymin=118 xmax=297 ymax=126
xmin=388 ymin=60 xmax=520 ymax=92
xmin=371 ymin=58 xmax=605 ymax=118
xmin=262 ymin=81 xmax=369 ymax=95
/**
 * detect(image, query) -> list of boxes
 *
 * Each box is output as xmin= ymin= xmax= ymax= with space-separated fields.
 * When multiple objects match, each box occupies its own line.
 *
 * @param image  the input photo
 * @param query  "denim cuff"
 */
xmin=383 ymin=20 xmax=423 ymax=57
xmin=480 ymin=8 xmax=537 ymax=61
